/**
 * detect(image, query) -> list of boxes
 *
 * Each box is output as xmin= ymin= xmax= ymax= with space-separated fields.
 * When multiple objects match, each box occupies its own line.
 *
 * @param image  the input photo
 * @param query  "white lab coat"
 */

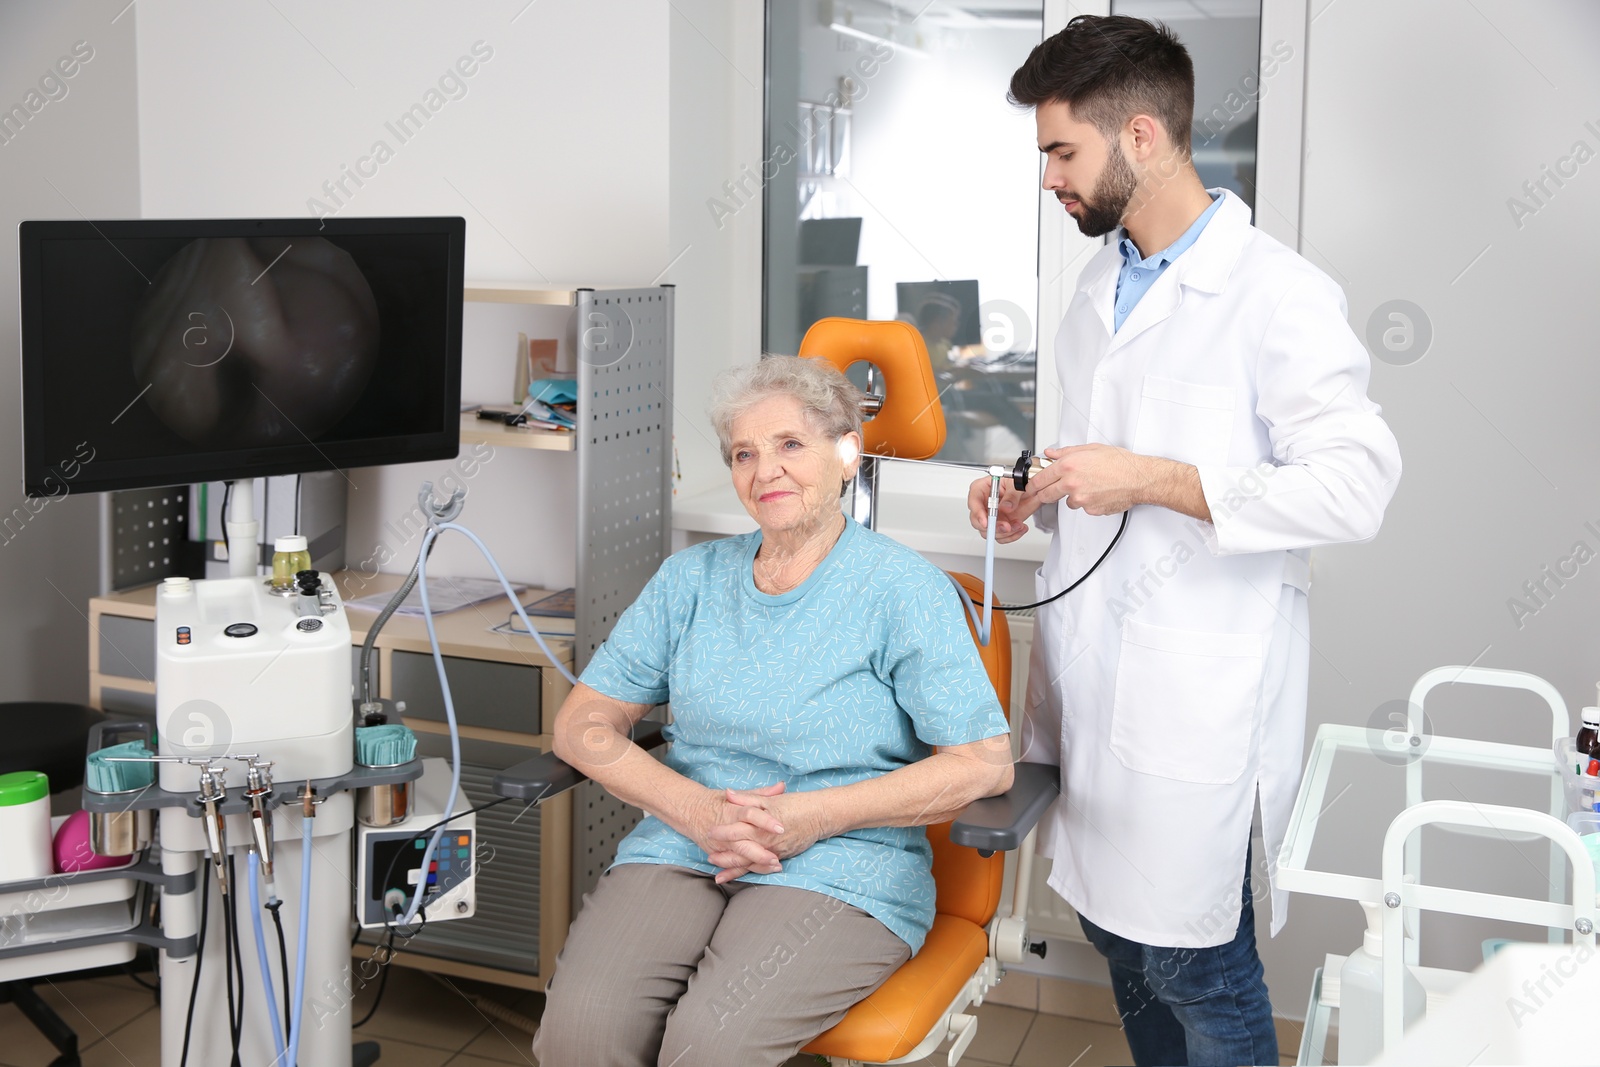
xmin=1024 ymin=190 xmax=1401 ymax=948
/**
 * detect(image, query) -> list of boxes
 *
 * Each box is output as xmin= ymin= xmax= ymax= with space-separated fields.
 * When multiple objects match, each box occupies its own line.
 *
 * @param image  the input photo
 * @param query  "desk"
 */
xmin=87 ymin=572 xmax=576 ymax=990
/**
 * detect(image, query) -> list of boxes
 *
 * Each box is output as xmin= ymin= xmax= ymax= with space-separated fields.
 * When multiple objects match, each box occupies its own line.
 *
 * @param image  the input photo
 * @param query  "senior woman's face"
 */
xmin=728 ymin=394 xmax=856 ymax=536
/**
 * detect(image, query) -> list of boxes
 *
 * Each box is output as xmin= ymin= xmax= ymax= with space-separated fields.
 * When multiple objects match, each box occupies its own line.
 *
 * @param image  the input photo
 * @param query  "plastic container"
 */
xmin=0 ymin=772 xmax=54 ymax=883
xmin=1554 ymin=737 xmax=1600 ymax=812
xmin=270 ymin=534 xmax=312 ymax=594
xmin=1338 ymin=900 xmax=1425 ymax=1065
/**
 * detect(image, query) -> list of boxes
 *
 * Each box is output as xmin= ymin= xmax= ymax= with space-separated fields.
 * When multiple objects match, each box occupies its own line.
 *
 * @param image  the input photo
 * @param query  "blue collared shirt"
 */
xmin=1113 ymin=192 xmax=1222 ymax=332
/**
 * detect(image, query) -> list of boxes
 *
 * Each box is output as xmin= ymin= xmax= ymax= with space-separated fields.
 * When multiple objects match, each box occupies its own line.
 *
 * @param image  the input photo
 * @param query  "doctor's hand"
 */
xmin=966 ymin=475 xmax=1032 ymax=543
xmin=705 ymin=785 xmax=827 ymax=884
xmin=1027 ymin=445 xmax=1212 ymax=521
xmin=1019 ymin=445 xmax=1158 ymax=517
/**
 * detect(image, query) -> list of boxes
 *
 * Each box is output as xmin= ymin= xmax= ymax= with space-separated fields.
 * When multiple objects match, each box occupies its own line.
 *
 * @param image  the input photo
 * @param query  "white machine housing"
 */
xmin=155 ymin=574 xmax=353 ymax=790
xmin=153 ymin=573 xmax=357 ymax=1067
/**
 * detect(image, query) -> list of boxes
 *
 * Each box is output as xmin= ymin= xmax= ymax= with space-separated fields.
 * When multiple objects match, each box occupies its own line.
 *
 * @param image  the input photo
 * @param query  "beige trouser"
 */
xmin=532 ymin=863 xmax=911 ymax=1067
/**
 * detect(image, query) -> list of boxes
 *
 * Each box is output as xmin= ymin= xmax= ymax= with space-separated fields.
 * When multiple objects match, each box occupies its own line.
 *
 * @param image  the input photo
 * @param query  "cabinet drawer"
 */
xmin=98 ymin=616 xmax=155 ymax=681
xmin=390 ymin=650 xmax=541 ymax=734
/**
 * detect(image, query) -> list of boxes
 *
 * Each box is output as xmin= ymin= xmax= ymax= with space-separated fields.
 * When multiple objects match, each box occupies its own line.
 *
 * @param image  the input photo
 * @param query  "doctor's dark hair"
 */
xmin=1008 ymin=15 xmax=1196 ymax=155
xmin=708 ymin=355 xmax=862 ymax=467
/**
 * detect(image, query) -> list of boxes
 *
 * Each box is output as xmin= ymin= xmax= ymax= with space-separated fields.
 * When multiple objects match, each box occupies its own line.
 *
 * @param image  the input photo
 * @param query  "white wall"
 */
xmin=1254 ymin=0 xmax=1600 ymax=1021
xmin=0 ymin=1 xmax=140 ymax=702
xmin=134 ymin=0 xmax=690 ymax=588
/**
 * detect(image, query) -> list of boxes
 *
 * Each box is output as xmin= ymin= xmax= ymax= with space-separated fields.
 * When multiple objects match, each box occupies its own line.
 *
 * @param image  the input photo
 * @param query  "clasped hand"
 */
xmin=691 ymin=782 xmax=822 ymax=885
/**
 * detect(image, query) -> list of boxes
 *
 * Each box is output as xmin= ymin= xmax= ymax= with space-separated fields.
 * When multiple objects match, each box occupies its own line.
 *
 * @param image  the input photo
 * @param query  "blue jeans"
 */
xmin=1077 ymin=844 xmax=1277 ymax=1067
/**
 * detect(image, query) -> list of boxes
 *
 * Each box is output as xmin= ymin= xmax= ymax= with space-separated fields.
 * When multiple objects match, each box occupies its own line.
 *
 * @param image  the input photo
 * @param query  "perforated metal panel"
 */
xmin=572 ymin=286 xmax=674 ymax=905
xmin=111 ymin=487 xmax=188 ymax=590
xmin=574 ymin=286 xmax=674 ymax=669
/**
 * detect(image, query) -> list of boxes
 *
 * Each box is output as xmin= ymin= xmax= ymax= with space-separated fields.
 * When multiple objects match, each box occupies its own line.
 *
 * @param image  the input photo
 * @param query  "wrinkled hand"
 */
xmin=704 ymin=784 xmax=826 ymax=884
xmin=685 ymin=782 xmax=786 ymax=883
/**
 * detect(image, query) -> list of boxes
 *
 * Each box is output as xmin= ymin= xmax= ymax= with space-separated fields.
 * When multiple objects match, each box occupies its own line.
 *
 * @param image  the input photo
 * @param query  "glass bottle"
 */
xmin=271 ymin=534 xmax=312 ymax=594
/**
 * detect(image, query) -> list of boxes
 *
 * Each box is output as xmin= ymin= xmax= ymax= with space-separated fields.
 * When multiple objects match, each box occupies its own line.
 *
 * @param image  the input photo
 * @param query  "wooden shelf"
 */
xmin=459 ymin=412 xmax=576 ymax=451
xmin=463 ymin=282 xmax=579 ymax=305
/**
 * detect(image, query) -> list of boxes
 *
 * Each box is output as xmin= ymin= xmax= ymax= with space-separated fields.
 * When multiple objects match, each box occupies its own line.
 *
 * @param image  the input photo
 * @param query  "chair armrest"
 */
xmin=491 ymin=721 xmax=667 ymax=801
xmin=948 ymin=761 xmax=1060 ymax=855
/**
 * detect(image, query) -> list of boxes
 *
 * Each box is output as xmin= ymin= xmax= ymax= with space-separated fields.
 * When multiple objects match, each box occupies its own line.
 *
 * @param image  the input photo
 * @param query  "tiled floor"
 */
xmin=0 ymin=965 xmax=1299 ymax=1066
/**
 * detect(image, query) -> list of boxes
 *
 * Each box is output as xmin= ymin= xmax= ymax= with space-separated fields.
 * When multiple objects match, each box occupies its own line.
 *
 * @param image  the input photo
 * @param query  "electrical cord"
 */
xmin=268 ymin=902 xmax=291 ymax=1050
xmin=124 ymin=954 xmax=159 ymax=999
xmin=378 ymin=797 xmax=511 ymax=936
xmin=351 ymin=927 xmax=398 ymax=1029
xmin=221 ymin=871 xmax=241 ymax=1067
xmin=227 ymin=857 xmax=247 ymax=1067
xmin=220 ymin=480 xmax=232 ymax=536
xmin=178 ymin=871 xmax=210 ymax=1067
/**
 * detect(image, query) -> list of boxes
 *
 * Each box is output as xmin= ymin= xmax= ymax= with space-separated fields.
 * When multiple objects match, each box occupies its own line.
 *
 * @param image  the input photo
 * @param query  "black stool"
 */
xmin=0 ymin=702 xmax=107 ymax=1067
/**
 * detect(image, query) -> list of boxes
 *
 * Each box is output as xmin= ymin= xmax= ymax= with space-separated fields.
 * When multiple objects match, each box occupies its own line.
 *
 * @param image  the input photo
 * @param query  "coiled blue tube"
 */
xmin=401 ymin=520 xmax=578 ymax=926
xmin=247 ymin=851 xmax=287 ymax=1063
xmin=286 ymin=815 xmax=313 ymax=1067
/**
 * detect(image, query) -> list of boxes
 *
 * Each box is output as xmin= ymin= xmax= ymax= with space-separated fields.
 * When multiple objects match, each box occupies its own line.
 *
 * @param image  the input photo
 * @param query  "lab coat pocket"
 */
xmin=1109 ymin=618 xmax=1263 ymax=785
xmin=1131 ymin=375 xmax=1235 ymax=467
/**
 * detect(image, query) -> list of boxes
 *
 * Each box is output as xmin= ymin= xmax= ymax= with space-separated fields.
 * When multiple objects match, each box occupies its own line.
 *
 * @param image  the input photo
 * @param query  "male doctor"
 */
xmin=967 ymin=16 xmax=1401 ymax=1067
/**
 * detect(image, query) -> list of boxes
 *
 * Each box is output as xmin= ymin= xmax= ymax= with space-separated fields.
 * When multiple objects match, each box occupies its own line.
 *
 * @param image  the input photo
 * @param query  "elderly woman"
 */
xmin=532 ymin=356 xmax=1012 ymax=1067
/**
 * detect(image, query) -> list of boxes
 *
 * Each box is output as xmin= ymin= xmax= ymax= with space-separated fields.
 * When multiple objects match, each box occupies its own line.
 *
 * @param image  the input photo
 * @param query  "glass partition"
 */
xmin=764 ymin=0 xmax=1045 ymax=466
xmin=1112 ymin=0 xmax=1262 ymax=210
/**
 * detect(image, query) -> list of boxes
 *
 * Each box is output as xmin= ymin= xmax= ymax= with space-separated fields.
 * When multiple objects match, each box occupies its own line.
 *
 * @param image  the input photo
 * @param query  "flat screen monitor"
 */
xmin=897 ymin=279 xmax=981 ymax=348
xmin=19 ymin=216 xmax=466 ymax=497
xmin=798 ymin=217 xmax=862 ymax=266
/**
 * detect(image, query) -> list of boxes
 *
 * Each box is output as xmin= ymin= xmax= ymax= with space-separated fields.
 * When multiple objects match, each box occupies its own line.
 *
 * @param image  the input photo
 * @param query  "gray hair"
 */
xmin=708 ymin=355 xmax=863 ymax=466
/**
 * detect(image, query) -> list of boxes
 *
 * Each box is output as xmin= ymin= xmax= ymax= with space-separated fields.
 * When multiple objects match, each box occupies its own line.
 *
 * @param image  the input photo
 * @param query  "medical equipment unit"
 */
xmin=65 ymin=479 xmax=543 ymax=1067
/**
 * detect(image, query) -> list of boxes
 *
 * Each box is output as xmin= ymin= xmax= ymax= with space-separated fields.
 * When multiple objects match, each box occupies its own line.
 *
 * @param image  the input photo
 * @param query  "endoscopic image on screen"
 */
xmin=32 ymin=232 xmax=451 ymax=470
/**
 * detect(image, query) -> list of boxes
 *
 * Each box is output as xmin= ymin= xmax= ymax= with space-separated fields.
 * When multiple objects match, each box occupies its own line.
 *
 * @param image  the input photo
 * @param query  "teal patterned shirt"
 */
xmin=580 ymin=515 xmax=1009 ymax=952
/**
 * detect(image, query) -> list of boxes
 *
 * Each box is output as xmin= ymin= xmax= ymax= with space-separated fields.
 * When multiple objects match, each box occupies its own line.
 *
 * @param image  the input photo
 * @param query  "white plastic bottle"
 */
xmin=1338 ymin=900 xmax=1425 ymax=1064
xmin=0 ymin=771 xmax=54 ymax=883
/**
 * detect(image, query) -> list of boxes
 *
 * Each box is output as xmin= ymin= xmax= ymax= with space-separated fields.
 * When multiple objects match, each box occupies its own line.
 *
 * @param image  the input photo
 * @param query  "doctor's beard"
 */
xmin=1064 ymin=144 xmax=1139 ymax=238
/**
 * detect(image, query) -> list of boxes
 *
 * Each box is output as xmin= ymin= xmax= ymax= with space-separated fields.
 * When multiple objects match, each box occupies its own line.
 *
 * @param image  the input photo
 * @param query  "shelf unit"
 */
xmin=458 ymin=411 xmax=575 ymax=452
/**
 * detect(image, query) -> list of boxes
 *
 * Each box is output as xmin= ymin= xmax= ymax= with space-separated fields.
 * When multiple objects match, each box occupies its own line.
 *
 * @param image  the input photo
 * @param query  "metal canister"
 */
xmin=356 ymin=779 xmax=412 ymax=828
xmin=88 ymin=806 xmax=153 ymax=857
